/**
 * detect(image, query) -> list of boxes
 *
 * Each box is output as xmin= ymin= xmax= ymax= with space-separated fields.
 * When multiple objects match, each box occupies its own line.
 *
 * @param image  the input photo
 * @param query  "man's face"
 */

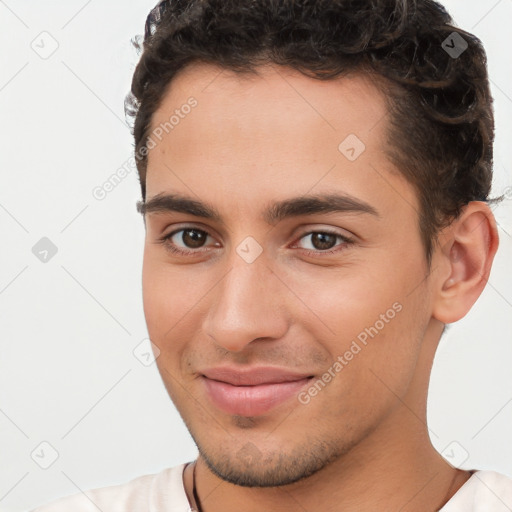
xmin=142 ymin=63 xmax=436 ymax=486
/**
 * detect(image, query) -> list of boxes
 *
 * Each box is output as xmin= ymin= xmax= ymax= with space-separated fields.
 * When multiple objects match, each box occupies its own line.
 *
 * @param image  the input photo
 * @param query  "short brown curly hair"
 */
xmin=125 ymin=0 xmax=499 ymax=265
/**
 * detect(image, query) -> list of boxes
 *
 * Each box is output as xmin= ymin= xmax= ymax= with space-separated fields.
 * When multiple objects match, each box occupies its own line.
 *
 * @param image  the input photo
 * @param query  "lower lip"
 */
xmin=202 ymin=376 xmax=313 ymax=416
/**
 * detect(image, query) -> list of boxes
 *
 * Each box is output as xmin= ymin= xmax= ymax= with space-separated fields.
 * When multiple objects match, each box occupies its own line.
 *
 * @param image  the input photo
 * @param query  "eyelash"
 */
xmin=157 ymin=227 xmax=355 ymax=258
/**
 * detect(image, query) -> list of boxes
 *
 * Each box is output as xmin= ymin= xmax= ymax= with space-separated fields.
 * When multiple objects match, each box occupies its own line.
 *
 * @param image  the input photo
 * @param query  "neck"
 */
xmin=186 ymin=320 xmax=471 ymax=511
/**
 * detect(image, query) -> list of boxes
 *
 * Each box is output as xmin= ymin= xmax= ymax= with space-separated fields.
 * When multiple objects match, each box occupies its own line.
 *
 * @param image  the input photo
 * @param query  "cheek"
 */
xmin=289 ymin=261 xmax=426 ymax=389
xmin=141 ymin=249 xmax=222 ymax=361
xmin=288 ymin=264 xmax=402 ymax=339
xmin=143 ymin=247 xmax=193 ymax=313
xmin=142 ymin=250 xmax=194 ymax=342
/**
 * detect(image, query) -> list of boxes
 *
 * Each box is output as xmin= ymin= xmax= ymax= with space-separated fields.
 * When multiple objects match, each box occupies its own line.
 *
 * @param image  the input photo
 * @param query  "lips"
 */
xmin=200 ymin=366 xmax=314 ymax=416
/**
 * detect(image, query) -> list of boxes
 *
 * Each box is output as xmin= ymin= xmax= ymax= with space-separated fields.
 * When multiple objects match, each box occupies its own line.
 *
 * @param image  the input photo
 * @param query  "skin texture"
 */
xmin=141 ymin=62 xmax=499 ymax=511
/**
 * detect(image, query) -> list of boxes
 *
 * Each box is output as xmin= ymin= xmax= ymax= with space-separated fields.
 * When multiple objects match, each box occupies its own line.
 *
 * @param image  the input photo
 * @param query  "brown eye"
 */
xmin=297 ymin=231 xmax=344 ymax=251
xmin=178 ymin=229 xmax=208 ymax=249
xmin=294 ymin=230 xmax=355 ymax=257
xmin=158 ymin=227 xmax=219 ymax=257
xmin=309 ymin=232 xmax=338 ymax=250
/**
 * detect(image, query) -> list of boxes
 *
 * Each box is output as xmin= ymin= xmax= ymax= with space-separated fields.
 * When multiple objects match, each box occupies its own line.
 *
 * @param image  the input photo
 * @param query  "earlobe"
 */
xmin=432 ymin=202 xmax=499 ymax=324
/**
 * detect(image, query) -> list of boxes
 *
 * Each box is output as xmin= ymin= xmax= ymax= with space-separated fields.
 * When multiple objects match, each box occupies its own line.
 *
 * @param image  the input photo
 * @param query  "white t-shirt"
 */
xmin=30 ymin=463 xmax=512 ymax=511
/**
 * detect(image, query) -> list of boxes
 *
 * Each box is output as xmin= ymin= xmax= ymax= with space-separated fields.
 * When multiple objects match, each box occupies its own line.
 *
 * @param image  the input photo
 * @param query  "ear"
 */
xmin=432 ymin=201 xmax=499 ymax=324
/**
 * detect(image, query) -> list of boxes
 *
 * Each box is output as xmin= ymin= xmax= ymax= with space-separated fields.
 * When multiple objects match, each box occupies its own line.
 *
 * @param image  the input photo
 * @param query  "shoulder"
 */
xmin=29 ymin=463 xmax=190 ymax=512
xmin=441 ymin=470 xmax=512 ymax=511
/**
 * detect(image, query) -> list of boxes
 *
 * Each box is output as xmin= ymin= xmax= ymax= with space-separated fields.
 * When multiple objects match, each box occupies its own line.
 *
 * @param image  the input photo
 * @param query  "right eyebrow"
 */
xmin=137 ymin=193 xmax=223 ymax=223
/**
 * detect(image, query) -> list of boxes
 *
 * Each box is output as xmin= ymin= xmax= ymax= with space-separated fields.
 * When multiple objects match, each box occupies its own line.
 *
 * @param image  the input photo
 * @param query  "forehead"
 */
xmin=150 ymin=61 xmax=390 ymax=143
xmin=146 ymin=62 xmax=417 ymax=222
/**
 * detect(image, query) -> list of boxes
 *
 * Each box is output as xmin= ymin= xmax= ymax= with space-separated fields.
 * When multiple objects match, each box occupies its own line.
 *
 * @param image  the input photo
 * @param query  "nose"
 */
xmin=202 ymin=252 xmax=289 ymax=352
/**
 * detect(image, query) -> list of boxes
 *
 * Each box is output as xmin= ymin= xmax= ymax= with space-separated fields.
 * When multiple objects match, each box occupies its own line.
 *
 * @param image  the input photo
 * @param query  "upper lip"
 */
xmin=201 ymin=366 xmax=313 ymax=386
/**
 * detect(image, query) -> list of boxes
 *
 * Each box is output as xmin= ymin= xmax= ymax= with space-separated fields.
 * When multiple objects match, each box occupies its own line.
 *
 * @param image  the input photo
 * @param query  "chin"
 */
xmin=196 ymin=436 xmax=348 ymax=488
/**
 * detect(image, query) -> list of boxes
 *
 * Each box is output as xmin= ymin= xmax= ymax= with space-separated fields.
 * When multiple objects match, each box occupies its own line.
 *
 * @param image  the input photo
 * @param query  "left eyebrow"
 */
xmin=262 ymin=193 xmax=380 ymax=224
xmin=136 ymin=192 xmax=380 ymax=224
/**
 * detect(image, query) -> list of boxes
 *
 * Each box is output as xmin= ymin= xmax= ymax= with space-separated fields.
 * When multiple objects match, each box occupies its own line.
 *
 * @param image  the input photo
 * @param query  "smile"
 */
xmin=200 ymin=367 xmax=314 ymax=416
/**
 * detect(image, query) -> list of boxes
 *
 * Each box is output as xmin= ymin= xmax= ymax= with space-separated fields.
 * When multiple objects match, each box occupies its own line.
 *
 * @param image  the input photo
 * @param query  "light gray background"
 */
xmin=0 ymin=1 xmax=511 ymax=511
